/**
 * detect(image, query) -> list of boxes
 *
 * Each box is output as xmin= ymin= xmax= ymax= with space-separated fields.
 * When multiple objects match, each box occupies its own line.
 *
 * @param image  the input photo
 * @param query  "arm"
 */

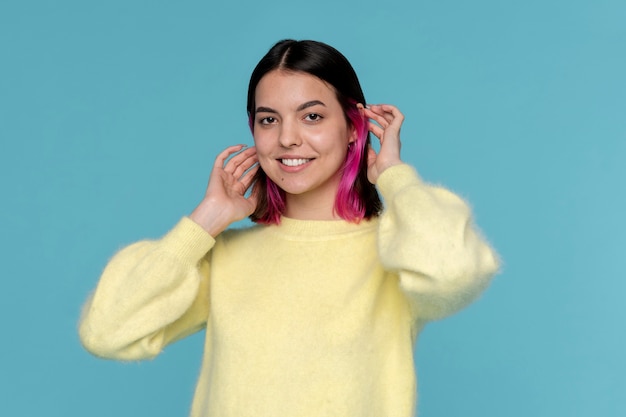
xmin=364 ymin=104 xmax=499 ymax=321
xmin=377 ymin=164 xmax=499 ymax=321
xmin=79 ymin=145 xmax=259 ymax=360
xmin=79 ymin=218 xmax=215 ymax=360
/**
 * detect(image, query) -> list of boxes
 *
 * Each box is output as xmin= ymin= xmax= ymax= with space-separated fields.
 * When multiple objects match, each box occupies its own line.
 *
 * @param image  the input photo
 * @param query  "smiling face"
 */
xmin=253 ymin=70 xmax=356 ymax=218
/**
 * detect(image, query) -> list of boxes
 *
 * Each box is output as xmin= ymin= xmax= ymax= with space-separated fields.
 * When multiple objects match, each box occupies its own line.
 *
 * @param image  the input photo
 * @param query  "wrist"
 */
xmin=190 ymin=200 xmax=232 ymax=237
xmin=372 ymin=160 xmax=403 ymax=184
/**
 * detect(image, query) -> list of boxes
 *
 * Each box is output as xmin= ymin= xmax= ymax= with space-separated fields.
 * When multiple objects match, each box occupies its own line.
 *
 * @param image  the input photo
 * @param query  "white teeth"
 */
xmin=281 ymin=158 xmax=311 ymax=167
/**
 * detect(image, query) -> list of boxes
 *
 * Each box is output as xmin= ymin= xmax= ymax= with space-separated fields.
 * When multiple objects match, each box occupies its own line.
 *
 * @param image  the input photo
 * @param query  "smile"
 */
xmin=281 ymin=158 xmax=312 ymax=167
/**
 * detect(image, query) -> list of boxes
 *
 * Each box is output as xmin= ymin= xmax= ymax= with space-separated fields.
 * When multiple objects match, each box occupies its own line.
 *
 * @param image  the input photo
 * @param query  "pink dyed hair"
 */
xmin=334 ymin=106 xmax=369 ymax=222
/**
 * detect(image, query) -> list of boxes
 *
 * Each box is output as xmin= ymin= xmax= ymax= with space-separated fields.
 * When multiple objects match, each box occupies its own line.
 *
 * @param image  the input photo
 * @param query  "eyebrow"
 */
xmin=255 ymin=100 xmax=326 ymax=115
xmin=255 ymin=106 xmax=277 ymax=114
xmin=297 ymin=100 xmax=326 ymax=111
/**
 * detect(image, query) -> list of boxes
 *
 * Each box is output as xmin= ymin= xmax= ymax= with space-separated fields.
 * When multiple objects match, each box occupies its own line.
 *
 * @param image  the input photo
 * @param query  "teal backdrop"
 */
xmin=1 ymin=0 xmax=624 ymax=416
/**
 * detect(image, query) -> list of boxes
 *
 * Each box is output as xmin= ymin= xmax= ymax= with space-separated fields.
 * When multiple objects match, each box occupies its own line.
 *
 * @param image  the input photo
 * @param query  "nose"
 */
xmin=278 ymin=119 xmax=302 ymax=148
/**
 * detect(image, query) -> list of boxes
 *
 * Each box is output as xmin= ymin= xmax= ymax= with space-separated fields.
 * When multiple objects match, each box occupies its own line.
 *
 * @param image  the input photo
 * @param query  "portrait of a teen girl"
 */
xmin=79 ymin=39 xmax=499 ymax=417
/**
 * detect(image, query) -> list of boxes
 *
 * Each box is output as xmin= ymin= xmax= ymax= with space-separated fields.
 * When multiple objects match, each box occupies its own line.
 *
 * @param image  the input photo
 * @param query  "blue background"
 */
xmin=1 ymin=0 xmax=624 ymax=416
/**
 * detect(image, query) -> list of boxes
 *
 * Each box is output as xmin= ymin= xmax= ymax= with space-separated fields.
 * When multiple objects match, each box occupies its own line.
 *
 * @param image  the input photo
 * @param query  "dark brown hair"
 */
xmin=247 ymin=39 xmax=382 ymax=224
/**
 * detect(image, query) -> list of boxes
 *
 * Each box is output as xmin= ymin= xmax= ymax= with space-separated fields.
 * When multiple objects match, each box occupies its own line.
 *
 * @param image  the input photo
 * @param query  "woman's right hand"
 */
xmin=190 ymin=145 xmax=259 ymax=237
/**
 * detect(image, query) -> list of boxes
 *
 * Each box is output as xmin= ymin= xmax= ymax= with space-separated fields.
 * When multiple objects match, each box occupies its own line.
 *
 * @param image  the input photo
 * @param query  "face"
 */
xmin=253 ymin=70 xmax=356 ymax=207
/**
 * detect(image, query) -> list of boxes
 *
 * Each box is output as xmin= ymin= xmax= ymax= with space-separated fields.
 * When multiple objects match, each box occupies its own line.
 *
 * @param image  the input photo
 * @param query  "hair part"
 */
xmin=247 ymin=39 xmax=382 ymax=224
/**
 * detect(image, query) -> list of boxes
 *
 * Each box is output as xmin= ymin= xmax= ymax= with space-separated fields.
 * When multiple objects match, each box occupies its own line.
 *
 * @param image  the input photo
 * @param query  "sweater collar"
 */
xmin=267 ymin=216 xmax=378 ymax=240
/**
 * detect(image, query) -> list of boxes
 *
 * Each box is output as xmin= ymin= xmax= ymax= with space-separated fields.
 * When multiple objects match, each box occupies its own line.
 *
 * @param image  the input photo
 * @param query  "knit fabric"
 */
xmin=79 ymin=164 xmax=499 ymax=417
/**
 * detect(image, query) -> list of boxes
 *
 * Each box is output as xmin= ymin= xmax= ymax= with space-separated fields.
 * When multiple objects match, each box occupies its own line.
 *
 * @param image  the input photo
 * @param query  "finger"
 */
xmin=379 ymin=103 xmax=402 ymax=114
xmin=223 ymin=146 xmax=257 ymax=174
xmin=214 ymin=144 xmax=247 ymax=169
xmin=379 ymin=104 xmax=404 ymax=125
xmin=366 ymin=104 xmax=390 ymax=120
xmin=368 ymin=121 xmax=385 ymax=141
xmin=227 ymin=145 xmax=256 ymax=169
xmin=233 ymin=152 xmax=259 ymax=180
xmin=379 ymin=109 xmax=395 ymax=125
xmin=364 ymin=106 xmax=389 ymax=128
xmin=239 ymin=164 xmax=259 ymax=190
xmin=372 ymin=104 xmax=402 ymax=125
xmin=367 ymin=145 xmax=377 ymax=167
xmin=363 ymin=107 xmax=390 ymax=129
xmin=373 ymin=106 xmax=404 ymax=142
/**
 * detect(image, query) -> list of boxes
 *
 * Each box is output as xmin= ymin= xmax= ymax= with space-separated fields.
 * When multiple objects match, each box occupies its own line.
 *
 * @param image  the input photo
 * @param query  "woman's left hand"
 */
xmin=361 ymin=104 xmax=404 ymax=184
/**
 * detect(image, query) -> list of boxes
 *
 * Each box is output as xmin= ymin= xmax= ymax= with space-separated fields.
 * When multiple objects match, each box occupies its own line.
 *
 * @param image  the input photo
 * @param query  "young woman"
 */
xmin=79 ymin=39 xmax=499 ymax=417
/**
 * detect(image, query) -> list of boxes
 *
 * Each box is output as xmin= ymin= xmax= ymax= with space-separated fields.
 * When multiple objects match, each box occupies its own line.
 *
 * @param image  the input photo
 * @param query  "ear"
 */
xmin=348 ymin=103 xmax=366 ymax=144
xmin=349 ymin=124 xmax=358 ymax=144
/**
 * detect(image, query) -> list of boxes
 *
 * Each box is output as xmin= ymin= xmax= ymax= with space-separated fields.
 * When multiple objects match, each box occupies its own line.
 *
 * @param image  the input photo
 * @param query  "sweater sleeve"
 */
xmin=376 ymin=164 xmax=500 ymax=321
xmin=79 ymin=217 xmax=215 ymax=361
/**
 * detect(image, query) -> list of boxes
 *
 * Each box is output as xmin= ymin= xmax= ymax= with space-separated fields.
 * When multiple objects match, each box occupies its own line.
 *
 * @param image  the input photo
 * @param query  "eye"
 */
xmin=258 ymin=116 xmax=277 ymax=125
xmin=304 ymin=113 xmax=323 ymax=122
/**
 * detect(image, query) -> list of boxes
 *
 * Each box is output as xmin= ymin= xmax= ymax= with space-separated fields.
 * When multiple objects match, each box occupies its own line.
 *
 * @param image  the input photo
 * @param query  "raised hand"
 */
xmin=361 ymin=104 xmax=404 ymax=184
xmin=190 ymin=145 xmax=259 ymax=237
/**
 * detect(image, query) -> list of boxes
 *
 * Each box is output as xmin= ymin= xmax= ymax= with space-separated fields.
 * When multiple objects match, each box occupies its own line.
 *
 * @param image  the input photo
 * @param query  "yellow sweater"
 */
xmin=79 ymin=164 xmax=499 ymax=417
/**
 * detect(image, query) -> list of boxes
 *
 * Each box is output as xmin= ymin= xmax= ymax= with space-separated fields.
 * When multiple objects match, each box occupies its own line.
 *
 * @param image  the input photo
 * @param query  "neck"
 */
xmin=284 ymin=192 xmax=339 ymax=220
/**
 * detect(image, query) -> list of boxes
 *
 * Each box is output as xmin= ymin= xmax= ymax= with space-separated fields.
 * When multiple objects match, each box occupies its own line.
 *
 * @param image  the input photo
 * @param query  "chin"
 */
xmin=277 ymin=183 xmax=312 ymax=196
